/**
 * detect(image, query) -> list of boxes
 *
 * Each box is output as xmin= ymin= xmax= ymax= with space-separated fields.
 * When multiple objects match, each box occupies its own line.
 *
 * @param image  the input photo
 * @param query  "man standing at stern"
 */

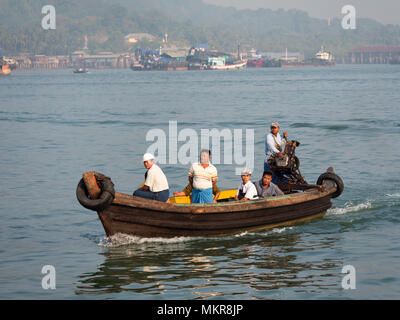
xmin=264 ymin=122 xmax=288 ymax=170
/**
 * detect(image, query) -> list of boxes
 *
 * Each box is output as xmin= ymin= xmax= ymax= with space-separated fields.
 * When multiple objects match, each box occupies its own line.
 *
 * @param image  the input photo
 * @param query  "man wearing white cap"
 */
xmin=264 ymin=122 xmax=288 ymax=183
xmin=235 ymin=168 xmax=258 ymax=201
xmin=133 ymin=153 xmax=169 ymax=202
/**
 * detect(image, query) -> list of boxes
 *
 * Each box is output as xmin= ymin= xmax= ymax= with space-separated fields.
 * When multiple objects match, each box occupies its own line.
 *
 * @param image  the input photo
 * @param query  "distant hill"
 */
xmin=1 ymin=0 xmax=400 ymax=58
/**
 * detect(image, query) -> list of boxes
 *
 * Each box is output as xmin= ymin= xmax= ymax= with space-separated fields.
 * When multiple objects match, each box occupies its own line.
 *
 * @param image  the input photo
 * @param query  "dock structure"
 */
xmin=13 ymin=55 xmax=71 ymax=70
xmin=347 ymin=46 xmax=400 ymax=64
xmin=13 ymin=53 xmax=134 ymax=70
xmin=74 ymin=53 xmax=128 ymax=69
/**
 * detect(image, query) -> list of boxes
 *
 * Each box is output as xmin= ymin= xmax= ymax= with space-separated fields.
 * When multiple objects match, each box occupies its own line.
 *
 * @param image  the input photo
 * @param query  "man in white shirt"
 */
xmin=133 ymin=153 xmax=170 ymax=202
xmin=235 ymin=168 xmax=258 ymax=201
xmin=264 ymin=121 xmax=288 ymax=183
xmin=188 ymin=150 xmax=218 ymax=203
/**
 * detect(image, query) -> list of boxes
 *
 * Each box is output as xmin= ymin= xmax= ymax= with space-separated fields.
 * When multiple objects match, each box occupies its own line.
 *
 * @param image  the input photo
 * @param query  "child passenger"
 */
xmin=235 ymin=168 xmax=259 ymax=201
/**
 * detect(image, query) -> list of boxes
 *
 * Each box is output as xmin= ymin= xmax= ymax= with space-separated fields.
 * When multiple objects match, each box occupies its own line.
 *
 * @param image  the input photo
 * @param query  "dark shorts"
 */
xmin=133 ymin=189 xmax=170 ymax=202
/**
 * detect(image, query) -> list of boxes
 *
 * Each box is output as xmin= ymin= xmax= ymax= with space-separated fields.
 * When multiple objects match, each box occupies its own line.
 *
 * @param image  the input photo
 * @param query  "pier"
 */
xmin=347 ymin=46 xmax=400 ymax=64
xmin=12 ymin=53 xmax=135 ymax=70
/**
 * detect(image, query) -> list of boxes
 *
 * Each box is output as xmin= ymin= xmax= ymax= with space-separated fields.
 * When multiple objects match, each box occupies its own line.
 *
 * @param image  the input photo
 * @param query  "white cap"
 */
xmin=271 ymin=122 xmax=280 ymax=128
xmin=143 ymin=153 xmax=155 ymax=162
xmin=241 ymin=168 xmax=252 ymax=176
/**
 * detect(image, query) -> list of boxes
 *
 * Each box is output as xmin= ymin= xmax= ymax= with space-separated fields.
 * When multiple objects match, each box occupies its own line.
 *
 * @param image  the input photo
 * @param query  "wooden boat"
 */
xmin=76 ymin=168 xmax=343 ymax=238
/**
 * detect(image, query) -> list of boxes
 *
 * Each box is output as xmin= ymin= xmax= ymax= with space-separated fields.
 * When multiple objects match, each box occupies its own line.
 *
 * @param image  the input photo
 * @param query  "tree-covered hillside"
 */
xmin=1 ymin=0 xmax=399 ymax=58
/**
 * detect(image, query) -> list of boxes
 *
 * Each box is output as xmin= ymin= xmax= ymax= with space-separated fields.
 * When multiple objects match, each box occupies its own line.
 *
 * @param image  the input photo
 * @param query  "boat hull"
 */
xmin=97 ymin=187 xmax=334 ymax=238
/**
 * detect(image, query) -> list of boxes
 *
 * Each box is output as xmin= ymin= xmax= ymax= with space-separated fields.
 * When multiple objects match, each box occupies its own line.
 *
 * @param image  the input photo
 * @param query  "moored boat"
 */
xmin=130 ymin=63 xmax=145 ymax=71
xmin=0 ymin=64 xmax=11 ymax=76
xmin=76 ymin=167 xmax=344 ymax=238
xmin=281 ymin=46 xmax=335 ymax=68
xmin=208 ymin=57 xmax=247 ymax=70
xmin=73 ymin=67 xmax=88 ymax=73
xmin=0 ymin=51 xmax=12 ymax=76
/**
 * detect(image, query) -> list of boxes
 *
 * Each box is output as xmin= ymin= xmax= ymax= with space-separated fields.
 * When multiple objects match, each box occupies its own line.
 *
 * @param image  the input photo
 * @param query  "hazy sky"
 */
xmin=204 ymin=0 xmax=400 ymax=25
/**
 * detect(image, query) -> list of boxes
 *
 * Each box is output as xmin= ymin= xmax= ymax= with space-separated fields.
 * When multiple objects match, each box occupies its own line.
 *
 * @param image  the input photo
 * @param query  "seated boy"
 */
xmin=235 ymin=168 xmax=258 ymax=201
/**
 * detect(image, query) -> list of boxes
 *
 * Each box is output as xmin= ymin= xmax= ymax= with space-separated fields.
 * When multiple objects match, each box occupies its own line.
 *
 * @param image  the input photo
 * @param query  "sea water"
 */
xmin=0 ymin=65 xmax=399 ymax=299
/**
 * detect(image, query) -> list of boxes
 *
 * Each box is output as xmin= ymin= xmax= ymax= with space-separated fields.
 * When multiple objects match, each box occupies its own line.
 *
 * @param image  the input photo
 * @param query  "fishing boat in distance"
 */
xmin=130 ymin=62 xmax=145 ymax=71
xmin=207 ymin=56 xmax=248 ymax=70
xmin=76 ymin=139 xmax=344 ymax=238
xmin=313 ymin=46 xmax=335 ymax=66
xmin=0 ymin=51 xmax=12 ymax=76
xmin=0 ymin=64 xmax=11 ymax=76
xmin=73 ymin=67 xmax=89 ymax=73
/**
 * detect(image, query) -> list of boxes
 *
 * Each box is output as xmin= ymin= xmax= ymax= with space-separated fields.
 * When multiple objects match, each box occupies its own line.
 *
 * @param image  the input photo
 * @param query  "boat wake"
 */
xmin=327 ymin=201 xmax=373 ymax=216
xmin=385 ymin=192 xmax=400 ymax=198
xmin=99 ymin=226 xmax=295 ymax=247
xmin=98 ymin=232 xmax=196 ymax=247
xmin=234 ymin=226 xmax=294 ymax=238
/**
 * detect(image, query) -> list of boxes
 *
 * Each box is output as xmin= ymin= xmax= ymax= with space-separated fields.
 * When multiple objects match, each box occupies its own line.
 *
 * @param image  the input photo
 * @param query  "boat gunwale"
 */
xmin=110 ymin=184 xmax=336 ymax=215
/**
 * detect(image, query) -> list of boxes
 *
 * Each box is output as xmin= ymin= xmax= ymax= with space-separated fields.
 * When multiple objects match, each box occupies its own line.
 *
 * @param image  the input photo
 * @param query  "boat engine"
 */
xmin=267 ymin=139 xmax=308 ymax=188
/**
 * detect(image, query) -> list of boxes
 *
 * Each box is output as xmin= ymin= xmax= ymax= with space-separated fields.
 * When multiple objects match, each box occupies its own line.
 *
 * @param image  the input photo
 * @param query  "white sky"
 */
xmin=204 ymin=0 xmax=400 ymax=25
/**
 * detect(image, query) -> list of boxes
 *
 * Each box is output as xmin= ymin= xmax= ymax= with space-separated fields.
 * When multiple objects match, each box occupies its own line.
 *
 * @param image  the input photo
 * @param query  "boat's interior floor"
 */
xmin=168 ymin=188 xmax=301 ymax=204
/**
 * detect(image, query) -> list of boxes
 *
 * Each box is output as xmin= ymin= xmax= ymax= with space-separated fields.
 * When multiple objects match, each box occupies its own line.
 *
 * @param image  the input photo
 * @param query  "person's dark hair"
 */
xmin=262 ymin=170 xmax=273 ymax=177
xmin=200 ymin=149 xmax=211 ymax=156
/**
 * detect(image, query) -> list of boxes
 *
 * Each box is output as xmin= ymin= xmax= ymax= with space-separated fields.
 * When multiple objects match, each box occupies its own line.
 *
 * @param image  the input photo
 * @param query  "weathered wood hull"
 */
xmin=97 ymin=185 xmax=335 ymax=238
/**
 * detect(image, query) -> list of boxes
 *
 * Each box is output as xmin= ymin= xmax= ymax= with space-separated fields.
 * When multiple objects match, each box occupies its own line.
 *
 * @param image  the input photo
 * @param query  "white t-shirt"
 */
xmin=236 ymin=181 xmax=259 ymax=200
xmin=145 ymin=164 xmax=169 ymax=192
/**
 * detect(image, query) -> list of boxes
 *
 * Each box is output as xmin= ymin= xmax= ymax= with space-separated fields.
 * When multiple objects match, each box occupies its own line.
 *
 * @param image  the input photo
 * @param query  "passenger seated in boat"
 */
xmin=188 ymin=149 xmax=218 ymax=204
xmin=133 ymin=153 xmax=170 ymax=202
xmin=235 ymin=168 xmax=259 ymax=201
xmin=255 ymin=170 xmax=284 ymax=198
xmin=173 ymin=183 xmax=221 ymax=203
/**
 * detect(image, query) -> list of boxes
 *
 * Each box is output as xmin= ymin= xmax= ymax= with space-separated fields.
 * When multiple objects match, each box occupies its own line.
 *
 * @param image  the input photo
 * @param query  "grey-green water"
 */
xmin=0 ymin=65 xmax=399 ymax=299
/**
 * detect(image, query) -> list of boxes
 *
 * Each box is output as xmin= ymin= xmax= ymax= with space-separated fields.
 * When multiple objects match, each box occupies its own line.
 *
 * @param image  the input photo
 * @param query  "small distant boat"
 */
xmin=208 ymin=57 xmax=248 ymax=70
xmin=73 ymin=67 xmax=88 ymax=73
xmin=3 ymin=57 xmax=17 ymax=71
xmin=0 ymin=64 xmax=11 ymax=76
xmin=130 ymin=63 xmax=145 ymax=71
xmin=1 ymin=49 xmax=12 ymax=75
xmin=312 ymin=46 xmax=335 ymax=66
